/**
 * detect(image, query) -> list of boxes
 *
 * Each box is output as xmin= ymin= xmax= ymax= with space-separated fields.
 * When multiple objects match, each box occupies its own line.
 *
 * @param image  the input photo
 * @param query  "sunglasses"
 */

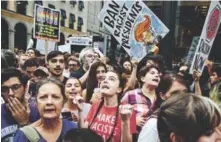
xmin=1 ymin=84 xmax=22 ymax=96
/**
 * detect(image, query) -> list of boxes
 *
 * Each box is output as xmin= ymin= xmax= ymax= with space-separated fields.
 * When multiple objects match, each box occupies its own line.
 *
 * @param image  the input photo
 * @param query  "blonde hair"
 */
xmin=210 ymin=81 xmax=221 ymax=108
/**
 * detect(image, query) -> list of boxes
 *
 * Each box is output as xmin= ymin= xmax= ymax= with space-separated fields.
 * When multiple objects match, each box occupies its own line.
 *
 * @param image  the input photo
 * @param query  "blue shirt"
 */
xmin=13 ymin=119 xmax=78 ymax=142
xmin=1 ymin=103 xmax=40 ymax=142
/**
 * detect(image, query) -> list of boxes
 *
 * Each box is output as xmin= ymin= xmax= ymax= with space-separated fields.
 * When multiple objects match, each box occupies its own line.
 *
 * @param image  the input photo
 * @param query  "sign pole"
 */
xmin=45 ymin=40 xmax=48 ymax=63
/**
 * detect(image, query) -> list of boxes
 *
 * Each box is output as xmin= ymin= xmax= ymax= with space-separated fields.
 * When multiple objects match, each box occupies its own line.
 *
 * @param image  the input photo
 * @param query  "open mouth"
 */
xmin=54 ymin=68 xmax=61 ymax=72
xmin=101 ymin=84 xmax=109 ymax=89
xmin=152 ymin=79 xmax=159 ymax=82
xmin=44 ymin=108 xmax=55 ymax=113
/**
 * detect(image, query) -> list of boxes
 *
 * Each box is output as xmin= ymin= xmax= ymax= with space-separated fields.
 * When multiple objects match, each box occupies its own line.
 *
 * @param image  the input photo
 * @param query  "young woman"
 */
xmin=158 ymin=93 xmax=221 ymax=142
xmin=138 ymin=73 xmax=188 ymax=142
xmin=121 ymin=65 xmax=161 ymax=133
xmin=13 ymin=78 xmax=78 ymax=142
xmin=76 ymin=71 xmax=136 ymax=142
xmin=62 ymin=78 xmax=91 ymax=122
xmin=82 ymin=61 xmax=107 ymax=104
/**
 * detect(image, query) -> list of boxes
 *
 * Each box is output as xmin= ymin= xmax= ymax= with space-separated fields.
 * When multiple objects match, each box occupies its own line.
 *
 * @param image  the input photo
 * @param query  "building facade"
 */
xmin=1 ymin=0 xmax=88 ymax=51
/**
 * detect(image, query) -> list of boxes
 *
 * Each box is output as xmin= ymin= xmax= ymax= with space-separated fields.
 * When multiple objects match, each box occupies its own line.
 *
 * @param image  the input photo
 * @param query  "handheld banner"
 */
xmin=98 ymin=0 xmax=169 ymax=61
xmin=33 ymin=4 xmax=60 ymax=42
xmin=189 ymin=1 xmax=221 ymax=74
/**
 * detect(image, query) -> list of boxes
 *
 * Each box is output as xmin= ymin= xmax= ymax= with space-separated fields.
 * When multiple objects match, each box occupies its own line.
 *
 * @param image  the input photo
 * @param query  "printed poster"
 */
xmin=98 ymin=0 xmax=169 ymax=61
xmin=33 ymin=4 xmax=60 ymax=42
xmin=189 ymin=1 xmax=221 ymax=74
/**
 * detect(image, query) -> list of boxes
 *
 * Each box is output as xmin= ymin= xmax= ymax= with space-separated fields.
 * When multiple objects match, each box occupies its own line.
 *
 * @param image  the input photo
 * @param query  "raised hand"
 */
xmin=119 ymin=104 xmax=133 ymax=122
xmin=73 ymin=95 xmax=84 ymax=112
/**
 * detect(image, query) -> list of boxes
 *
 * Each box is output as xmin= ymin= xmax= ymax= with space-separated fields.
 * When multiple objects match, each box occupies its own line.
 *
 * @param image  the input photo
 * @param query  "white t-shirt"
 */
xmin=138 ymin=118 xmax=160 ymax=142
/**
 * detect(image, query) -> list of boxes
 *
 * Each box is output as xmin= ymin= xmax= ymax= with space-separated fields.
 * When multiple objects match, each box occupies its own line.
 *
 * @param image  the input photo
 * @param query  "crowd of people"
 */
xmin=1 ymin=47 xmax=221 ymax=142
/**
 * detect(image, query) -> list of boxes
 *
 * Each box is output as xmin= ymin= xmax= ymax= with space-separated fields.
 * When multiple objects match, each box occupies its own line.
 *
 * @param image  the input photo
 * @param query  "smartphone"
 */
xmin=61 ymin=112 xmax=73 ymax=121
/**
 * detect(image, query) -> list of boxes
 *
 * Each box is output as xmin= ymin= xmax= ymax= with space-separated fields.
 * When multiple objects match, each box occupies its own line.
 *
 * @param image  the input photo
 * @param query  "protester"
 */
xmin=63 ymin=57 xmax=80 ymax=78
xmin=210 ymin=65 xmax=221 ymax=86
xmin=26 ymin=48 xmax=37 ymax=58
xmin=77 ymin=71 xmax=136 ymax=142
xmin=62 ymin=78 xmax=91 ymax=122
xmin=82 ymin=61 xmax=107 ymax=104
xmin=23 ymin=58 xmax=38 ymax=79
xmin=46 ymin=51 xmax=68 ymax=84
xmin=210 ymin=80 xmax=221 ymax=109
xmin=138 ymin=73 xmax=188 ymax=142
xmin=1 ymin=49 xmax=17 ymax=68
xmin=158 ymin=93 xmax=221 ymax=142
xmin=70 ymin=47 xmax=95 ymax=79
xmin=17 ymin=54 xmax=29 ymax=73
xmin=63 ymin=128 xmax=103 ymax=142
xmin=1 ymin=68 xmax=40 ymax=142
xmin=121 ymin=65 xmax=161 ymax=133
xmin=13 ymin=78 xmax=78 ymax=141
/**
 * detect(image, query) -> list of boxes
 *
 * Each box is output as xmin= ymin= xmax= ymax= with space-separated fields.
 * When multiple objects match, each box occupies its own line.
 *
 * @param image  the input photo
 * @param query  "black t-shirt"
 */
xmin=70 ymin=66 xmax=86 ymax=79
xmin=62 ymin=76 xmax=68 ymax=85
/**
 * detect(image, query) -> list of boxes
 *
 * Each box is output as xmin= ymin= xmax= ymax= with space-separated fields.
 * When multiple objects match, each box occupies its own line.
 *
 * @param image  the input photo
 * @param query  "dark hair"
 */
xmin=158 ymin=93 xmax=221 ymax=142
xmin=36 ymin=77 xmax=66 ymax=101
xmin=88 ymin=70 xmax=123 ymax=142
xmin=1 ymin=49 xmax=17 ymax=68
xmin=67 ymin=57 xmax=80 ymax=66
xmin=23 ymin=58 xmax=38 ymax=70
xmin=47 ymin=51 xmax=64 ymax=62
xmin=157 ymin=73 xmax=187 ymax=94
xmin=63 ymin=128 xmax=103 ymax=142
xmin=122 ymin=60 xmax=133 ymax=73
xmin=137 ymin=64 xmax=160 ymax=85
xmin=27 ymin=48 xmax=37 ymax=56
xmin=37 ymin=57 xmax=46 ymax=67
xmin=66 ymin=77 xmax=82 ymax=89
xmin=1 ymin=67 xmax=24 ymax=85
xmin=212 ymin=65 xmax=221 ymax=77
xmin=86 ymin=61 xmax=107 ymax=103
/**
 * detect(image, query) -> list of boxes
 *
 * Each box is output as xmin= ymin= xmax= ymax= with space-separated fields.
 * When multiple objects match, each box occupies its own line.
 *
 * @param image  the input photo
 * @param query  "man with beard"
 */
xmin=1 ymin=68 xmax=40 ymax=142
xmin=46 ymin=51 xmax=68 ymax=84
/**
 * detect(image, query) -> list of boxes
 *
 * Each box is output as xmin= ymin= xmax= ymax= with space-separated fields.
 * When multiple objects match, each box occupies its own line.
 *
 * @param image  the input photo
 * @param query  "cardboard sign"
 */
xmin=189 ymin=1 xmax=221 ymax=74
xmin=33 ymin=4 xmax=60 ymax=42
xmin=98 ymin=0 xmax=169 ymax=61
xmin=58 ymin=44 xmax=71 ymax=54
xmin=36 ymin=39 xmax=55 ymax=55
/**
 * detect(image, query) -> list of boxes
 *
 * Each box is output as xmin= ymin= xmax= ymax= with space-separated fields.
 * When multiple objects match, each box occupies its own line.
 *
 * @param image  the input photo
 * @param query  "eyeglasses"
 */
xmin=1 ymin=84 xmax=22 ymax=96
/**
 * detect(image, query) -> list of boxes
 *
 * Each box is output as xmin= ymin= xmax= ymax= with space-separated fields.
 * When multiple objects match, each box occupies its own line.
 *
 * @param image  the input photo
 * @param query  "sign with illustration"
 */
xmin=98 ymin=0 xmax=169 ymax=61
xmin=33 ymin=4 xmax=60 ymax=42
xmin=189 ymin=1 xmax=221 ymax=74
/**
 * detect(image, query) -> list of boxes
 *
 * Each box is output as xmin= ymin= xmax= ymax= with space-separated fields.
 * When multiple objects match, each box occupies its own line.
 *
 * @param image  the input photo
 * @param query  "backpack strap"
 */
xmin=20 ymin=126 xmax=40 ymax=142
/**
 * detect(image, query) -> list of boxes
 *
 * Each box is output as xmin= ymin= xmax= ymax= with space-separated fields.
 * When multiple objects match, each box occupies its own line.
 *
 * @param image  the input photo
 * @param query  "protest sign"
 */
xmin=58 ymin=44 xmax=71 ymax=54
xmin=36 ymin=39 xmax=55 ymax=55
xmin=189 ymin=1 xmax=221 ymax=74
xmin=185 ymin=36 xmax=200 ymax=66
xmin=33 ymin=4 xmax=60 ymax=42
xmin=98 ymin=0 xmax=169 ymax=61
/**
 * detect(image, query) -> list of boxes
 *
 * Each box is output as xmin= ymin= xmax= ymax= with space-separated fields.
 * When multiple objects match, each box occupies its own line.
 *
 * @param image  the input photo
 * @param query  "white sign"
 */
xmin=58 ymin=44 xmax=71 ymax=54
xmin=36 ymin=39 xmax=55 ymax=55
xmin=98 ymin=0 xmax=169 ymax=61
xmin=190 ymin=1 xmax=221 ymax=74
xmin=67 ymin=36 xmax=92 ymax=46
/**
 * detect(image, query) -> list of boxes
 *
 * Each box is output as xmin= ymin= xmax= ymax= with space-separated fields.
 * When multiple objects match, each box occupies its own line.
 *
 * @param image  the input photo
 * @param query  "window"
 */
xmin=60 ymin=9 xmax=67 ymax=27
xmin=35 ymin=0 xmax=42 ymax=6
xmin=1 ymin=1 xmax=8 ymax=9
xmin=16 ymin=1 xmax=28 ymax=15
xmin=70 ymin=0 xmax=77 ymax=7
xmin=69 ymin=14 xmax=75 ymax=29
xmin=77 ymin=17 xmax=83 ymax=31
xmin=61 ymin=0 xmax=66 ymax=3
xmin=79 ymin=1 xmax=84 ymax=11
xmin=48 ymin=4 xmax=55 ymax=9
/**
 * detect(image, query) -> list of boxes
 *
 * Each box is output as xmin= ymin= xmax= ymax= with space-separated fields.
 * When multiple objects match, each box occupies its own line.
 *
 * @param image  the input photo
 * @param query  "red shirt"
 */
xmin=86 ymin=102 xmax=136 ymax=142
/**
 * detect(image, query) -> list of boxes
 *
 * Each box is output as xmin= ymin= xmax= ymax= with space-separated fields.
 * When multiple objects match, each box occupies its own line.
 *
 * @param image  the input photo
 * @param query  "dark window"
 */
xmin=16 ymin=1 xmax=28 ymax=15
xmin=48 ymin=4 xmax=55 ymax=9
xmin=69 ymin=14 xmax=75 ymax=29
xmin=70 ymin=0 xmax=77 ymax=7
xmin=1 ymin=1 xmax=8 ymax=9
xmin=77 ymin=17 xmax=83 ymax=31
xmin=79 ymin=1 xmax=84 ymax=11
xmin=61 ymin=0 xmax=66 ymax=3
xmin=60 ymin=9 xmax=67 ymax=27
xmin=35 ymin=0 xmax=42 ymax=6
